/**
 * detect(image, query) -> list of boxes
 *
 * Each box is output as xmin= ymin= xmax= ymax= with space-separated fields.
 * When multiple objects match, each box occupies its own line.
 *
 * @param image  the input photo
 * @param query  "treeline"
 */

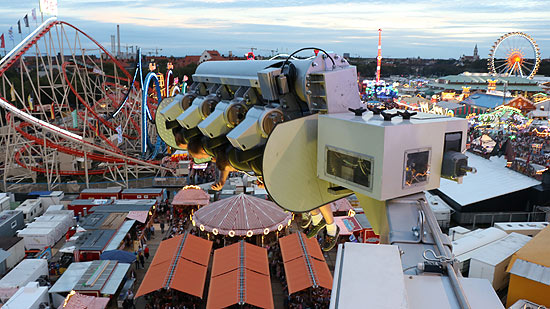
xmin=349 ymin=58 xmax=550 ymax=78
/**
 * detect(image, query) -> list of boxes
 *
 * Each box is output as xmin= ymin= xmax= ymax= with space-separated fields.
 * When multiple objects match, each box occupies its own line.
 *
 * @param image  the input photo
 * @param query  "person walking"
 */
xmin=127 ymin=290 xmax=136 ymax=309
xmin=139 ymin=252 xmax=145 ymax=269
xmin=144 ymin=244 xmax=150 ymax=260
xmin=160 ymin=220 xmax=165 ymax=234
xmin=150 ymin=225 xmax=155 ymax=237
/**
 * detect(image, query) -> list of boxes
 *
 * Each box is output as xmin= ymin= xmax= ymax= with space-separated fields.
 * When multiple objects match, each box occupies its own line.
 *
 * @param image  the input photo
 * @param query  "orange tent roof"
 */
xmin=207 ymin=241 xmax=273 ymax=309
xmin=136 ymin=233 xmax=212 ymax=298
xmin=172 ymin=186 xmax=210 ymax=206
xmin=279 ymin=233 xmax=333 ymax=294
xmin=279 ymin=232 xmax=325 ymax=262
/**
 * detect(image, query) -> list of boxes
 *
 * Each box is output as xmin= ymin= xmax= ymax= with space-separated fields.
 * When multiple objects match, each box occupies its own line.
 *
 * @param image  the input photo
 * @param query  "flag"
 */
xmin=32 ymin=8 xmax=37 ymax=21
xmin=28 ymin=94 xmax=33 ymax=111
xmin=9 ymin=86 xmax=15 ymax=102
xmin=0 ymin=34 xmax=4 ymax=49
xmin=17 ymin=21 xmax=21 ymax=34
xmin=24 ymin=15 xmax=29 ymax=28
xmin=8 ymin=27 xmax=13 ymax=41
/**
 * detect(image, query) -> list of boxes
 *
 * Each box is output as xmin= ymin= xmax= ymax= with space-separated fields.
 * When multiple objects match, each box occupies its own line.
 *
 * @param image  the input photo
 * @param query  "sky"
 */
xmin=0 ymin=0 xmax=549 ymax=59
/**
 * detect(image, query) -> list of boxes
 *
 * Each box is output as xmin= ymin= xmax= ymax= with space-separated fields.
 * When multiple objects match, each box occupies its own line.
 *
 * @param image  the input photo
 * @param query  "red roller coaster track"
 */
xmin=0 ymin=18 xmax=165 ymax=176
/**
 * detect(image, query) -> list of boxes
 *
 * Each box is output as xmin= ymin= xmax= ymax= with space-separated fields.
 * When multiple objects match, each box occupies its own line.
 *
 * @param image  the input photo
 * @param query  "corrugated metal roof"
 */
xmin=78 ymin=230 xmax=116 ymax=251
xmin=121 ymin=188 xmax=164 ymax=194
xmin=437 ymin=154 xmax=540 ymax=206
xmin=509 ymin=259 xmax=550 ymax=286
xmin=48 ymin=262 xmax=92 ymax=293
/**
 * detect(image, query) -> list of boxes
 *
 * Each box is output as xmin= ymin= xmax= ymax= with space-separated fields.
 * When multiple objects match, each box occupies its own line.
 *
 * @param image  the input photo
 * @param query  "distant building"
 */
xmin=428 ymin=73 xmax=543 ymax=98
xmin=459 ymin=44 xmax=480 ymax=62
xmin=199 ymin=50 xmax=226 ymax=63
xmin=343 ymin=53 xmax=350 ymax=59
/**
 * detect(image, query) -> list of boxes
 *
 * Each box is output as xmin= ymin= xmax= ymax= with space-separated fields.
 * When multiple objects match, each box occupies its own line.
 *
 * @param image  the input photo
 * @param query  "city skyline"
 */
xmin=0 ymin=0 xmax=549 ymax=59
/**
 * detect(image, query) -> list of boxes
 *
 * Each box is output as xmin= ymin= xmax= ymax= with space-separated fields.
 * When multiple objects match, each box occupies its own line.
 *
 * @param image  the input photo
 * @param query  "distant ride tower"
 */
xmin=376 ymin=29 xmax=382 ymax=83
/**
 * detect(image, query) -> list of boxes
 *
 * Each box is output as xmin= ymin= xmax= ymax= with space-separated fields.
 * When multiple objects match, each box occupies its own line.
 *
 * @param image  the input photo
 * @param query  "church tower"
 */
xmin=473 ymin=44 xmax=479 ymax=60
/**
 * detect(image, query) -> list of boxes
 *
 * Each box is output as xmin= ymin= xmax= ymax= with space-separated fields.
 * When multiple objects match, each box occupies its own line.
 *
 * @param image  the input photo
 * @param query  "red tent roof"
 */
xmin=207 ymin=241 xmax=273 ymax=309
xmin=172 ymin=186 xmax=210 ymax=206
xmin=193 ymin=194 xmax=292 ymax=236
xmin=135 ymin=233 xmax=212 ymax=298
xmin=279 ymin=233 xmax=333 ymax=294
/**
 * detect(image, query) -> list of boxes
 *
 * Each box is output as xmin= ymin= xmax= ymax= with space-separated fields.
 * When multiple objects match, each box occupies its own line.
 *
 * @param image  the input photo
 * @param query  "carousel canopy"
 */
xmin=193 ymin=194 xmax=292 ymax=236
xmin=172 ymin=185 xmax=210 ymax=206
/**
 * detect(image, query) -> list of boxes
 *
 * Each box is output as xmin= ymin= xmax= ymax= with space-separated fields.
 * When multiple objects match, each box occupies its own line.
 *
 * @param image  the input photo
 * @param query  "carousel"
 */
xmin=192 ymin=193 xmax=292 ymax=245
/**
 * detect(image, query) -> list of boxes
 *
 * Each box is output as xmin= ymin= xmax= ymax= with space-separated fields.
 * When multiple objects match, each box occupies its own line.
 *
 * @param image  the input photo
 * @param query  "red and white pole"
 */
xmin=376 ymin=28 xmax=382 ymax=83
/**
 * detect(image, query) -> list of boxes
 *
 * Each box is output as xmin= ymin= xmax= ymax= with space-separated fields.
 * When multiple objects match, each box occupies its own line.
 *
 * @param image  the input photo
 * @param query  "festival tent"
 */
xmin=172 ymin=185 xmax=210 ymax=207
xmin=135 ymin=232 xmax=212 ymax=298
xmin=193 ymin=193 xmax=292 ymax=236
xmin=207 ymin=241 xmax=273 ymax=309
xmin=278 ymin=233 xmax=333 ymax=294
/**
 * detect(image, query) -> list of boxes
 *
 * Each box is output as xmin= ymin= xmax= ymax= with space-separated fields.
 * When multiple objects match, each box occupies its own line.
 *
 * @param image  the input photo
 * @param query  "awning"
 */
xmin=279 ymin=233 xmax=333 ymax=294
xmin=136 ymin=232 xmax=212 ymax=298
xmin=207 ymin=241 xmax=273 ymax=309
xmin=104 ymin=220 xmax=135 ymax=252
xmin=127 ymin=211 xmax=148 ymax=223
xmin=334 ymin=216 xmax=363 ymax=236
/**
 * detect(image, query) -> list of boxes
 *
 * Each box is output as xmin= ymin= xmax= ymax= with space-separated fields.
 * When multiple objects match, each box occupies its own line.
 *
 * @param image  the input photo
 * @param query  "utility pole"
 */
xmin=376 ymin=29 xmax=382 ymax=83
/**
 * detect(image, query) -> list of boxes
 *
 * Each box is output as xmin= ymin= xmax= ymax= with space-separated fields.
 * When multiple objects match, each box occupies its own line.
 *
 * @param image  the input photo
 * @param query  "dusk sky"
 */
xmin=1 ymin=0 xmax=549 ymax=59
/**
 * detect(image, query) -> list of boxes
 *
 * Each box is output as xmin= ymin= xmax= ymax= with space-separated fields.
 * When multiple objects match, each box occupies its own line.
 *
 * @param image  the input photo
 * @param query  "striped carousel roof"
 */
xmin=172 ymin=185 xmax=210 ymax=206
xmin=193 ymin=194 xmax=292 ymax=236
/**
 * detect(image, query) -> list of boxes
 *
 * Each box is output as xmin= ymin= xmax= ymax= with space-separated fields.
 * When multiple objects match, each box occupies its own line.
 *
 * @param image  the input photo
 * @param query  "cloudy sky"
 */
xmin=1 ymin=0 xmax=549 ymax=59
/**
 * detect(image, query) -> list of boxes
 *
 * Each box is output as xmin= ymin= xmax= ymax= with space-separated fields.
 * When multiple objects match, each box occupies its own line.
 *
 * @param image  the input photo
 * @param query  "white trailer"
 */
xmin=0 ymin=259 xmax=48 ymax=302
xmin=15 ymin=199 xmax=43 ymax=223
xmin=452 ymin=227 xmax=508 ymax=274
xmin=17 ymin=227 xmax=57 ymax=250
xmin=447 ymin=226 xmax=471 ymax=241
xmin=2 ymin=282 xmax=49 ymax=309
xmin=35 ymin=212 xmax=75 ymax=235
xmin=0 ymin=194 xmax=10 ymax=212
xmin=468 ymin=232 xmax=531 ymax=291
xmin=493 ymin=221 xmax=549 ymax=237
xmin=26 ymin=221 xmax=66 ymax=242
xmin=424 ymin=191 xmax=453 ymax=228
xmin=36 ymin=191 xmax=64 ymax=211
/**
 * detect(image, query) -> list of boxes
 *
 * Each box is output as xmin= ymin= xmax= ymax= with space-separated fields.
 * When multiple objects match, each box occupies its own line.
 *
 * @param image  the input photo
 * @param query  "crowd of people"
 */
xmin=140 ymin=289 xmax=203 ymax=309
xmin=467 ymin=124 xmax=550 ymax=179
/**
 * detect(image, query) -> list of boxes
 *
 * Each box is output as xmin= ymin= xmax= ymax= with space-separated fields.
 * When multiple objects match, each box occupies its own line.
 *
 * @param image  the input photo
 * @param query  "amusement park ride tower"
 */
xmin=156 ymin=46 xmax=501 ymax=307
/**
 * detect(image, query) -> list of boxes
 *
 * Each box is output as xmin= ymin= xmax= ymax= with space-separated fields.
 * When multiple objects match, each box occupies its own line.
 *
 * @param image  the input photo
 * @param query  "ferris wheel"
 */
xmin=488 ymin=32 xmax=541 ymax=79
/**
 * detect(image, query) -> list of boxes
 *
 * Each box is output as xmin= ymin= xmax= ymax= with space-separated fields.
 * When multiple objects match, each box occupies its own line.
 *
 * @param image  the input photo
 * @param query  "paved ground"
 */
xmin=132 ymin=222 xmax=164 ymax=309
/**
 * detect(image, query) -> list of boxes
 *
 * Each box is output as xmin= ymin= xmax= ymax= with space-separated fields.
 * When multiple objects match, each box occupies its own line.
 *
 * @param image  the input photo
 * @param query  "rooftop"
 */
xmin=436 ymin=154 xmax=540 ymax=207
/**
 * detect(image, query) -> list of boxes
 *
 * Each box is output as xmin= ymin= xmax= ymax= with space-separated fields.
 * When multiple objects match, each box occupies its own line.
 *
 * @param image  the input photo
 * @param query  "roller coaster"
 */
xmin=0 ymin=17 xmax=172 ymax=191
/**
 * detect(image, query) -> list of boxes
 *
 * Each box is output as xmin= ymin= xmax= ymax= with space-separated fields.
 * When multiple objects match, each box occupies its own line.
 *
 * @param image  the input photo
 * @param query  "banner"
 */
xmin=8 ymin=27 xmax=13 ymax=41
xmin=32 ymin=8 xmax=37 ymax=21
xmin=17 ymin=21 xmax=21 ymax=34
xmin=40 ymin=0 xmax=58 ymax=15
xmin=23 ymin=15 xmax=29 ymax=27
xmin=0 ymin=34 xmax=4 ymax=49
